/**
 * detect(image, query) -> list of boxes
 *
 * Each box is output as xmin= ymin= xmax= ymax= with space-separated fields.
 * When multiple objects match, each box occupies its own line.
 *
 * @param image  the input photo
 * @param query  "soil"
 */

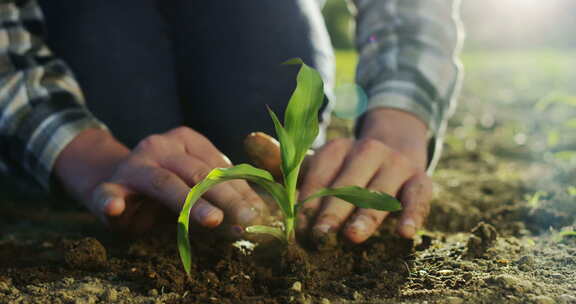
xmin=1 ymin=133 xmax=575 ymax=304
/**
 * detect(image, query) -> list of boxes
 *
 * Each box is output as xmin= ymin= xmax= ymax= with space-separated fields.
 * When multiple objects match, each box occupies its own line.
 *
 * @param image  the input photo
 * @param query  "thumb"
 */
xmin=91 ymin=182 xmax=132 ymax=225
xmin=244 ymin=132 xmax=314 ymax=181
xmin=244 ymin=132 xmax=282 ymax=180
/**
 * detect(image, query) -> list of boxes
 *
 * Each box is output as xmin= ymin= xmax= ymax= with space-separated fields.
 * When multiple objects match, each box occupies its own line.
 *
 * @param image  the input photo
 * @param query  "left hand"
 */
xmin=296 ymin=108 xmax=433 ymax=244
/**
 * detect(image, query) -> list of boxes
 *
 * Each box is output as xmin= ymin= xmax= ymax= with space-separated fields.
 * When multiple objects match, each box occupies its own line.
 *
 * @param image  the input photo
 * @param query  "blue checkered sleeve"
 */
xmin=0 ymin=0 xmax=107 ymax=190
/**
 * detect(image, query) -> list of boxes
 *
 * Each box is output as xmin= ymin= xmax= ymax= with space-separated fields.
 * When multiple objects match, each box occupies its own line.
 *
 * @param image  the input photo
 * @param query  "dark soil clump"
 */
xmin=64 ymin=237 xmax=108 ymax=270
xmin=466 ymin=222 xmax=498 ymax=258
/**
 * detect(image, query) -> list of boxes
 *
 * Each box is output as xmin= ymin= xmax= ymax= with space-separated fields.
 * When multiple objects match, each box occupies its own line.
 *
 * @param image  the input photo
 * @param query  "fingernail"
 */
xmin=194 ymin=204 xmax=216 ymax=223
xmin=401 ymin=219 xmax=417 ymax=237
xmin=238 ymin=207 xmax=258 ymax=225
xmin=347 ymin=215 xmax=370 ymax=236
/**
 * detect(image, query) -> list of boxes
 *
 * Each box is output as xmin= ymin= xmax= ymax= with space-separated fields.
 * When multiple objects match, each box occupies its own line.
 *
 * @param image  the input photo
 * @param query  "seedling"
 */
xmin=177 ymin=59 xmax=402 ymax=277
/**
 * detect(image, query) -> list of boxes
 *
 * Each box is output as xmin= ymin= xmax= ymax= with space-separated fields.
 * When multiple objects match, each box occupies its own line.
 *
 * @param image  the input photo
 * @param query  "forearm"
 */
xmin=54 ymin=129 xmax=130 ymax=203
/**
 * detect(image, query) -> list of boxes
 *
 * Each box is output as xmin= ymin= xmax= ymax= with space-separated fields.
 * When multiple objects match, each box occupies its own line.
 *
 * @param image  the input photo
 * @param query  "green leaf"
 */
xmin=301 ymin=186 xmax=402 ymax=212
xmin=267 ymin=106 xmax=295 ymax=177
xmin=177 ymin=164 xmax=288 ymax=277
xmin=281 ymin=59 xmax=325 ymax=174
xmin=245 ymin=225 xmax=286 ymax=242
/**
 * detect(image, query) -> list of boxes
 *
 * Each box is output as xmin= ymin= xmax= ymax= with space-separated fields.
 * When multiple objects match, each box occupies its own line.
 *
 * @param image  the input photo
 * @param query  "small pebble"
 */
xmin=320 ymin=298 xmax=331 ymax=304
xmin=291 ymin=281 xmax=302 ymax=293
xmin=296 ymin=294 xmax=312 ymax=304
xmin=148 ymin=289 xmax=159 ymax=297
xmin=205 ymin=271 xmax=219 ymax=284
xmin=438 ymin=269 xmax=454 ymax=276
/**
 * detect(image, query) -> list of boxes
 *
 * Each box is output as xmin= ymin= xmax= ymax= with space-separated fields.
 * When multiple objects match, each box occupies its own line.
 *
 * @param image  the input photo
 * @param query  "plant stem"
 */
xmin=285 ymin=216 xmax=296 ymax=242
xmin=284 ymin=165 xmax=301 ymax=242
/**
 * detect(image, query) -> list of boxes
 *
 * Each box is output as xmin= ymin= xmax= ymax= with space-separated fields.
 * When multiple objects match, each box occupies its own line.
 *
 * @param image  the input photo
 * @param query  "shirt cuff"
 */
xmin=28 ymin=111 xmax=108 ymax=191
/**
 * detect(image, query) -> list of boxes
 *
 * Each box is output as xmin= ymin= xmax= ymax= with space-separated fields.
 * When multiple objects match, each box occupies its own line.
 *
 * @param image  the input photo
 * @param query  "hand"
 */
xmin=296 ymin=108 xmax=433 ymax=244
xmin=54 ymin=127 xmax=267 ymax=235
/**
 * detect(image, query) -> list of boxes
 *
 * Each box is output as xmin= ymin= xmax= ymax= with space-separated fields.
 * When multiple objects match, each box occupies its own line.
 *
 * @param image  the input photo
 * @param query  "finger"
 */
xmin=226 ymin=179 xmax=269 ymax=220
xmin=93 ymin=182 xmax=223 ymax=233
xmin=166 ymin=127 xmax=266 ymax=218
xmin=92 ymin=183 xmax=158 ymax=234
xmin=342 ymin=153 xmax=415 ymax=243
xmin=120 ymin=160 xmax=194 ymax=213
xmin=312 ymin=139 xmax=387 ymax=237
xmin=244 ymin=132 xmax=282 ymax=180
xmin=296 ymin=138 xmax=354 ymax=234
xmin=162 ymin=155 xmax=264 ymax=226
xmin=164 ymin=126 xmax=232 ymax=167
xmin=91 ymin=182 xmax=132 ymax=225
xmin=396 ymin=172 xmax=433 ymax=239
xmin=190 ymin=199 xmax=225 ymax=228
xmin=244 ymin=132 xmax=314 ymax=183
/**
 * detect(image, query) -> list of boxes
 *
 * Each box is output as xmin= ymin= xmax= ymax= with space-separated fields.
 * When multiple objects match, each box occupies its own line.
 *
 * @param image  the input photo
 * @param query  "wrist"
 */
xmin=54 ymin=128 xmax=130 ymax=203
xmin=359 ymin=108 xmax=429 ymax=170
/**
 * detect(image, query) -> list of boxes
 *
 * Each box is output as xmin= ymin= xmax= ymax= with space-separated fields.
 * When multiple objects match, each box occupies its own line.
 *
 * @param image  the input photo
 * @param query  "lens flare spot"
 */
xmin=333 ymin=83 xmax=368 ymax=119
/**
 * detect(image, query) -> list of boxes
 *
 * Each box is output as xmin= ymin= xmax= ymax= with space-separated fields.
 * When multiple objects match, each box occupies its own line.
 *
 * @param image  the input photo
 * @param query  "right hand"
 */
xmin=55 ymin=127 xmax=267 ymax=235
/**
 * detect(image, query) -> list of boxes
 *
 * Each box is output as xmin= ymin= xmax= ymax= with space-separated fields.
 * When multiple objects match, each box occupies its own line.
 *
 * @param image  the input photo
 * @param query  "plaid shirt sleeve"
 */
xmin=0 ymin=0 xmax=107 ymax=190
xmin=351 ymin=0 xmax=464 ymax=170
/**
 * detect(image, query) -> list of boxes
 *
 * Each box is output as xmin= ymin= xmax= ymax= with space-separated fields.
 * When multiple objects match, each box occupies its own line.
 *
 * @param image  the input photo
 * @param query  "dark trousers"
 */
xmin=38 ymin=0 xmax=335 ymax=163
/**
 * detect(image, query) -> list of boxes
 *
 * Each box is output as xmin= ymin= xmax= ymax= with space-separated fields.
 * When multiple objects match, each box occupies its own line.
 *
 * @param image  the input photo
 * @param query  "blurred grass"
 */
xmin=334 ymin=50 xmax=357 ymax=85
